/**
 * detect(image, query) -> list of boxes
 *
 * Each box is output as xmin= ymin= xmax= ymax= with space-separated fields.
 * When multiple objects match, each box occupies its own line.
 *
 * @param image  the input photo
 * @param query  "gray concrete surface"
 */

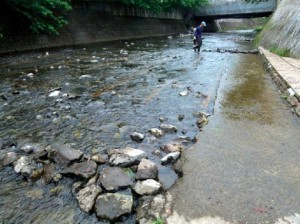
xmin=168 ymin=53 xmax=300 ymax=224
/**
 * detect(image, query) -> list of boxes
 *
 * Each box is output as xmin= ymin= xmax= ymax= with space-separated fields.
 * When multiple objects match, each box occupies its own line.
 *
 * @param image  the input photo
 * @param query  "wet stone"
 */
xmin=149 ymin=128 xmax=164 ymax=138
xmin=136 ymin=159 xmax=158 ymax=180
xmin=162 ymin=143 xmax=185 ymax=153
xmin=95 ymin=190 xmax=133 ymax=221
xmin=159 ymin=124 xmax=177 ymax=133
xmin=99 ymin=167 xmax=134 ymax=191
xmin=108 ymin=147 xmax=147 ymax=167
xmin=50 ymin=145 xmax=83 ymax=166
xmin=91 ymin=153 xmax=107 ymax=164
xmin=14 ymin=156 xmax=36 ymax=177
xmin=161 ymin=152 xmax=180 ymax=165
xmin=76 ymin=184 xmax=102 ymax=213
xmin=130 ymin=132 xmax=145 ymax=142
xmin=196 ymin=116 xmax=208 ymax=129
xmin=133 ymin=179 xmax=162 ymax=195
xmin=62 ymin=160 xmax=97 ymax=179
xmin=1 ymin=152 xmax=18 ymax=167
xmin=43 ymin=163 xmax=56 ymax=184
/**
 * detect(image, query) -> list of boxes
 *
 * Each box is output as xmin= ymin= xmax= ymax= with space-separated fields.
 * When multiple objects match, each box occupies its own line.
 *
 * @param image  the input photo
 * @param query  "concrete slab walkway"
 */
xmin=259 ymin=47 xmax=300 ymax=98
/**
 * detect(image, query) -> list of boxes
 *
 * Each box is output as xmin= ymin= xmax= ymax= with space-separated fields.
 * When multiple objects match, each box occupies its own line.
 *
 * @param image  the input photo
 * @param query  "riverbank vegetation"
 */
xmin=0 ymin=0 xmax=208 ymax=38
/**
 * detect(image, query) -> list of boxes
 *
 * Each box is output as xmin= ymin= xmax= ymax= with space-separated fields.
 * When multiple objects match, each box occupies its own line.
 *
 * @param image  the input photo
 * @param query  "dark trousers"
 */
xmin=194 ymin=38 xmax=202 ymax=52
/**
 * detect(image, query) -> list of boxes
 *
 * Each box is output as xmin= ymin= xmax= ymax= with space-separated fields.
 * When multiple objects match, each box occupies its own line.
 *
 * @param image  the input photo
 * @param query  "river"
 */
xmin=0 ymin=32 xmax=267 ymax=223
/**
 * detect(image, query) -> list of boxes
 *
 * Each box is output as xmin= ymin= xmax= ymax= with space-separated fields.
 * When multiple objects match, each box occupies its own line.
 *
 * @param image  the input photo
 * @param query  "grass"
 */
xmin=270 ymin=46 xmax=291 ymax=57
xmin=152 ymin=218 xmax=164 ymax=224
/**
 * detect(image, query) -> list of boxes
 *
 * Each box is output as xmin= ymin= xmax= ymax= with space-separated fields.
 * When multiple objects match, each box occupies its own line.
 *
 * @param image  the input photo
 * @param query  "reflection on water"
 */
xmin=222 ymin=54 xmax=274 ymax=124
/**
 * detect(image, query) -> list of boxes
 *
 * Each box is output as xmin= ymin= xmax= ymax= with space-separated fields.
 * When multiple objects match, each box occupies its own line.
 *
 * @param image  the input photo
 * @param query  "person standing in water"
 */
xmin=193 ymin=21 xmax=206 ymax=52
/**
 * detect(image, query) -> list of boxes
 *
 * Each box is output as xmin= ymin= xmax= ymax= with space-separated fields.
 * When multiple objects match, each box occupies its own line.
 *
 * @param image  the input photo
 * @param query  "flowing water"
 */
xmin=0 ymin=32 xmax=258 ymax=223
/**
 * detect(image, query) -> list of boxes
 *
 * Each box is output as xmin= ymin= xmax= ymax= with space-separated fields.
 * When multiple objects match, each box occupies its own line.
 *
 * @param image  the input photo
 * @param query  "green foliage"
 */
xmin=119 ymin=0 xmax=209 ymax=12
xmin=152 ymin=217 xmax=164 ymax=224
xmin=3 ymin=0 xmax=72 ymax=34
xmin=270 ymin=46 xmax=291 ymax=57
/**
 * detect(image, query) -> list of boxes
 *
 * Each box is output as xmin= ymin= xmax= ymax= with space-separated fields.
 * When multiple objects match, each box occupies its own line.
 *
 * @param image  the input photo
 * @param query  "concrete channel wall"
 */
xmin=0 ymin=2 xmax=186 ymax=54
xmin=259 ymin=0 xmax=300 ymax=58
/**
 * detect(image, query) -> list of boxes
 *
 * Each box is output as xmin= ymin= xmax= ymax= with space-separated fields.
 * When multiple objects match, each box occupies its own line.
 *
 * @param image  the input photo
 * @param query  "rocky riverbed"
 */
xmin=0 ymin=33 xmax=256 ymax=223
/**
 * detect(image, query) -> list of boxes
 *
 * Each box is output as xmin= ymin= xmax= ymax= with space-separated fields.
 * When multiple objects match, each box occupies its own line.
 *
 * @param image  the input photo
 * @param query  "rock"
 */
xmin=53 ymin=173 xmax=62 ymax=183
xmin=287 ymin=95 xmax=299 ymax=107
xmin=62 ymin=160 xmax=97 ymax=179
xmin=162 ymin=143 xmax=184 ymax=153
xmin=79 ymin=75 xmax=92 ymax=79
xmin=43 ymin=163 xmax=56 ymax=184
xmin=295 ymin=105 xmax=300 ymax=116
xmin=76 ymin=185 xmax=102 ymax=213
xmin=130 ymin=132 xmax=145 ymax=142
xmin=178 ymin=115 xmax=184 ymax=121
xmin=50 ymin=145 xmax=83 ymax=166
xmin=36 ymin=115 xmax=43 ymax=120
xmin=193 ymin=111 xmax=210 ymax=118
xmin=99 ymin=167 xmax=134 ymax=191
xmin=1 ymin=152 xmax=18 ymax=166
xmin=133 ymin=179 xmax=162 ymax=195
xmin=14 ymin=156 xmax=36 ymax=177
xmin=149 ymin=128 xmax=164 ymax=138
xmin=159 ymin=124 xmax=177 ymax=133
xmin=49 ymin=90 xmax=61 ymax=97
xmin=95 ymin=190 xmax=133 ymax=221
xmin=91 ymin=154 xmax=107 ymax=164
xmin=196 ymin=116 xmax=208 ymax=129
xmin=159 ymin=117 xmax=166 ymax=122
xmin=20 ymin=143 xmax=39 ymax=154
xmin=87 ymin=174 xmax=98 ymax=186
xmin=161 ymin=152 xmax=180 ymax=165
xmin=136 ymin=159 xmax=158 ymax=180
xmin=152 ymin=150 xmax=161 ymax=156
xmin=179 ymin=91 xmax=188 ymax=96
xmin=29 ymin=169 xmax=44 ymax=180
xmin=137 ymin=193 xmax=173 ymax=221
xmin=108 ymin=147 xmax=147 ymax=167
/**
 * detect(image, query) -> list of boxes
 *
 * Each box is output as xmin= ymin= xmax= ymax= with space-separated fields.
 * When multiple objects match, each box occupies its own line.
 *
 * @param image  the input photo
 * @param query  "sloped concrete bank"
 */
xmin=0 ymin=2 xmax=186 ymax=54
xmin=259 ymin=0 xmax=300 ymax=58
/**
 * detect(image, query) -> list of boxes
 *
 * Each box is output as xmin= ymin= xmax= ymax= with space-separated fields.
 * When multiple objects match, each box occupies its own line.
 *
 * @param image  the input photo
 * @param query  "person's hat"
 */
xmin=201 ymin=21 xmax=207 ymax=26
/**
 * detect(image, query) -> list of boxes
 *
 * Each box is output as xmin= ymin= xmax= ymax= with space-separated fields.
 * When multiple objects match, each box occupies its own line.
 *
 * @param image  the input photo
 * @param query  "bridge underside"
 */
xmin=195 ymin=11 xmax=273 ymax=20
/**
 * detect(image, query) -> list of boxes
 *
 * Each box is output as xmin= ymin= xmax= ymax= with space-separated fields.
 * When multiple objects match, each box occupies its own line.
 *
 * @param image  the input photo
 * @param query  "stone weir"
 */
xmin=0 ymin=1 xmax=186 ymax=54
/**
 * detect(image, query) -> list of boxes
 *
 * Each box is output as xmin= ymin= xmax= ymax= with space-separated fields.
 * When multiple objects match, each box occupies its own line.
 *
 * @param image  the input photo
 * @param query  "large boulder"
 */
xmin=76 ymin=184 xmax=102 ymax=213
xmin=108 ymin=147 xmax=147 ymax=167
xmin=62 ymin=160 xmax=97 ymax=179
xmin=50 ymin=145 xmax=83 ymax=166
xmin=133 ymin=179 xmax=162 ymax=195
xmin=95 ymin=190 xmax=133 ymax=221
xmin=99 ymin=167 xmax=134 ymax=191
xmin=136 ymin=159 xmax=158 ymax=180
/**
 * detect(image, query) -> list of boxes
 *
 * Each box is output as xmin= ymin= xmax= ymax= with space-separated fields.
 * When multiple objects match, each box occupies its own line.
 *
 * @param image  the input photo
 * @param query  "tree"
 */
xmin=119 ymin=0 xmax=209 ymax=12
xmin=2 ymin=0 xmax=72 ymax=35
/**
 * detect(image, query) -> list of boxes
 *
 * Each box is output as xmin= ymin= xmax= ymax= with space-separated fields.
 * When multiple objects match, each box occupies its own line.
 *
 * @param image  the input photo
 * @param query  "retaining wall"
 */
xmin=0 ymin=2 xmax=186 ymax=54
xmin=259 ymin=0 xmax=300 ymax=58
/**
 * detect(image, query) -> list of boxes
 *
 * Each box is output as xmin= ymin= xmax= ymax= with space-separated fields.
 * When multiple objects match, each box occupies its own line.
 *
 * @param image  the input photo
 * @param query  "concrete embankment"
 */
xmin=0 ymin=2 xmax=186 ymax=54
xmin=259 ymin=46 xmax=300 ymax=116
xmin=259 ymin=0 xmax=300 ymax=58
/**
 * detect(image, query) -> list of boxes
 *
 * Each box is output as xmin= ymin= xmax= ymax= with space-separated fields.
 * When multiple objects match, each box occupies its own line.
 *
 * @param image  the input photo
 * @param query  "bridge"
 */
xmin=195 ymin=0 xmax=276 ymax=19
